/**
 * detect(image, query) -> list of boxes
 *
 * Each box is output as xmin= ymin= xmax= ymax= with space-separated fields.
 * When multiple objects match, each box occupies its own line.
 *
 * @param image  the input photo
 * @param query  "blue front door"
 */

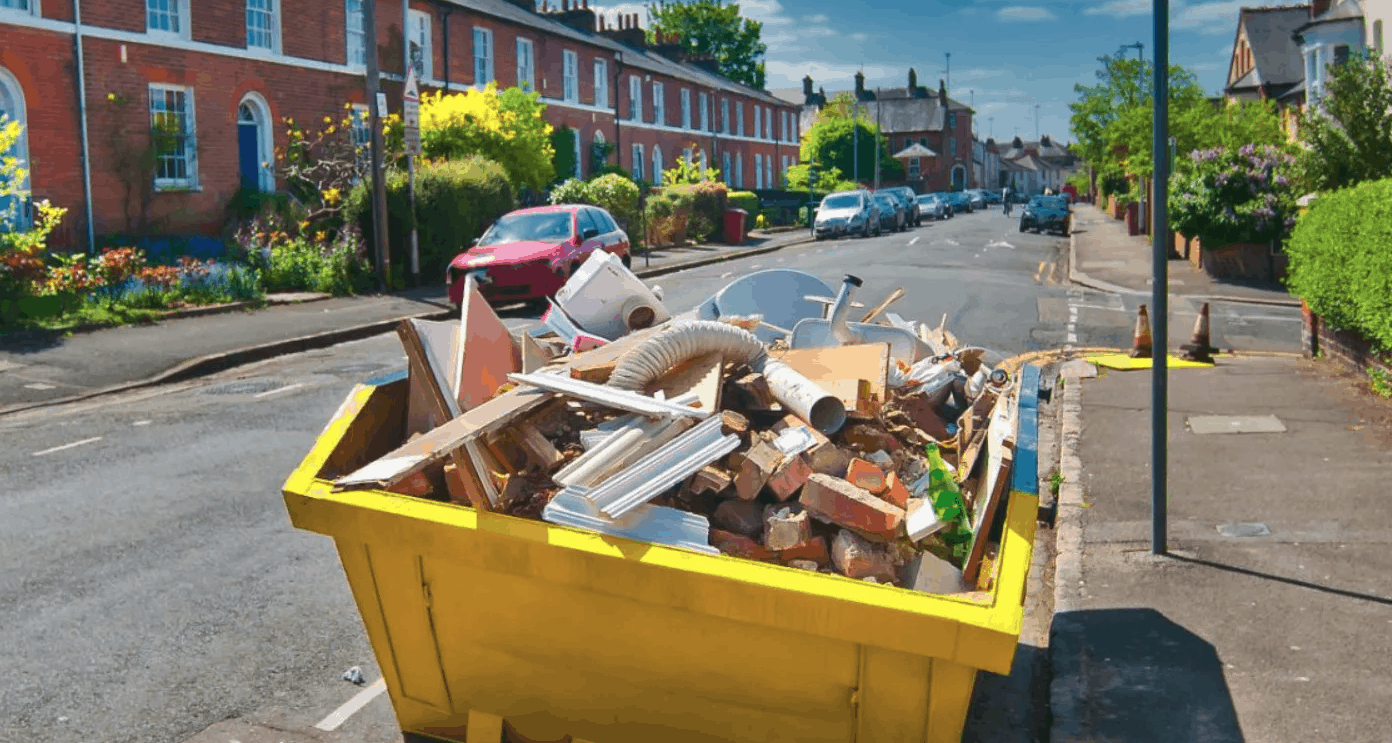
xmin=238 ymin=123 xmax=260 ymax=190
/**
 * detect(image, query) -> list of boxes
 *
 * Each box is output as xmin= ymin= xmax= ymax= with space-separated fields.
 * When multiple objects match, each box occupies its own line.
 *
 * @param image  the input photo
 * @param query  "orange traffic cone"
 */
xmin=1179 ymin=302 xmax=1216 ymax=363
xmin=1129 ymin=304 xmax=1153 ymax=358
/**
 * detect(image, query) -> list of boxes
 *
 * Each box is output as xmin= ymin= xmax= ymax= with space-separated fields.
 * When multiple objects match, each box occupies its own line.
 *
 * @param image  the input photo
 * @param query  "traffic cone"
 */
xmin=1179 ymin=302 xmax=1216 ymax=363
xmin=1129 ymin=304 xmax=1153 ymax=358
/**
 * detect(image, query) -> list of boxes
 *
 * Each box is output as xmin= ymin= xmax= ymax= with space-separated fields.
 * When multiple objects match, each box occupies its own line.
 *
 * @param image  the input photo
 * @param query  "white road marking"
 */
xmin=132 ymin=420 xmax=152 ymax=426
xmin=719 ymin=271 xmax=734 ymax=279
xmin=254 ymin=383 xmax=306 ymax=399
xmin=33 ymin=436 xmax=102 ymax=457
xmin=1067 ymin=304 xmax=1079 ymax=345
xmin=986 ymin=240 xmax=1015 ymax=249
xmin=908 ymin=236 xmax=920 ymax=246
xmin=315 ymin=678 xmax=387 ymax=731
xmin=24 ymin=383 xmax=56 ymax=390
xmin=748 ymin=264 xmax=762 ymax=270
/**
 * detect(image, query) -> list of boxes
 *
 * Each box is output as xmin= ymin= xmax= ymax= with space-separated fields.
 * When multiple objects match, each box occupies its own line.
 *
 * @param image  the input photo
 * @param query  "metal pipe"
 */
xmin=72 ymin=0 xmax=96 ymax=254
xmin=1152 ymin=0 xmax=1170 ymax=555
xmin=827 ymin=274 xmax=863 ymax=345
xmin=757 ymin=358 xmax=847 ymax=434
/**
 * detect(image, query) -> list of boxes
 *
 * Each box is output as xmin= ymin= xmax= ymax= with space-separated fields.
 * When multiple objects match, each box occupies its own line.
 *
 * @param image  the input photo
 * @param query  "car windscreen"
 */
xmin=478 ymin=212 xmax=574 ymax=246
xmin=821 ymin=194 xmax=861 ymax=210
xmin=916 ymin=195 xmax=937 ymax=203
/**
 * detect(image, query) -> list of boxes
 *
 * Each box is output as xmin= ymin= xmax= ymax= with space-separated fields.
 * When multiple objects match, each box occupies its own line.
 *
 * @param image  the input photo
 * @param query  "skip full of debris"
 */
xmin=333 ymin=249 xmax=1023 ymax=595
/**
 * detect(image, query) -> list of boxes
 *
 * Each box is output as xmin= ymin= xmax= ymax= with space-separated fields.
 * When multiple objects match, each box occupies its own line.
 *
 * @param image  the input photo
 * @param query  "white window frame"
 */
xmin=593 ymin=58 xmax=608 ymax=108
xmin=735 ymin=152 xmax=743 ymax=187
xmin=699 ymin=93 xmax=709 ymax=131
xmin=753 ymin=106 xmax=760 ymax=142
xmin=652 ymin=145 xmax=663 ymax=185
xmin=628 ymin=74 xmax=642 ymax=121
xmin=146 ymin=0 xmax=190 ymax=39
xmin=754 ymin=153 xmax=762 ymax=189
xmin=722 ymin=150 xmax=731 ymax=185
xmin=345 ymin=0 xmax=366 ymax=67
xmin=721 ymin=98 xmax=730 ymax=133
xmin=245 ymin=0 xmax=279 ymax=54
xmin=572 ymin=128 xmax=583 ymax=178
xmin=237 ymin=93 xmax=275 ymax=191
xmin=516 ymin=37 xmax=534 ymax=91
xmin=473 ymin=26 xmax=493 ymax=86
xmin=908 ymin=157 xmax=920 ymax=179
xmin=782 ymin=155 xmax=789 ymax=185
xmin=410 ymin=10 xmax=432 ymax=81
xmin=631 ymin=143 xmax=644 ymax=181
xmin=0 ymin=0 xmax=40 ymax=17
xmin=700 ymin=149 xmax=708 ymax=174
xmin=683 ymin=147 xmax=692 ymax=165
xmin=765 ymin=155 xmax=772 ymax=190
xmin=681 ymin=88 xmax=691 ymax=129
xmin=148 ymin=83 xmax=198 ymax=191
xmin=736 ymin=101 xmax=743 ymax=136
xmin=563 ymin=50 xmax=579 ymax=103
xmin=0 ymin=66 xmax=31 ymax=230
xmin=653 ymin=82 xmax=665 ymax=126
xmin=765 ymin=107 xmax=772 ymax=140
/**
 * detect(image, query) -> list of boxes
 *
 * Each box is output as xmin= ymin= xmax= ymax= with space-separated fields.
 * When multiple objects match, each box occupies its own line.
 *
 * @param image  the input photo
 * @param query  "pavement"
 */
xmin=1068 ymin=202 xmax=1301 ymax=307
xmin=0 ymin=230 xmax=813 ymax=417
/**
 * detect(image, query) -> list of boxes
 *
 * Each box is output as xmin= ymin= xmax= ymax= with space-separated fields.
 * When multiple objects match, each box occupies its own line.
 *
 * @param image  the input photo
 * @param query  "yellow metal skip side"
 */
xmin=284 ymin=381 xmax=1039 ymax=743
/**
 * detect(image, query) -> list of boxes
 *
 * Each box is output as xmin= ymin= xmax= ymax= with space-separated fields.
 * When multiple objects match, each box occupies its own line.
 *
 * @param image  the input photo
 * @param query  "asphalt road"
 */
xmin=0 ymin=206 xmax=1302 ymax=743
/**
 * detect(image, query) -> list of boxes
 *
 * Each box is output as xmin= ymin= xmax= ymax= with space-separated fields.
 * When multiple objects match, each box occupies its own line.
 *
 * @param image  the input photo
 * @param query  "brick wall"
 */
xmin=1303 ymin=303 xmax=1392 ymax=379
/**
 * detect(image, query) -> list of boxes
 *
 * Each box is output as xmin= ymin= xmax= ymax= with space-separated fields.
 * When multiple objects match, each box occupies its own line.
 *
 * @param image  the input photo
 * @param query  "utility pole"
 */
xmin=852 ymin=87 xmax=859 ymax=186
xmin=403 ymin=3 xmax=420 ymax=286
xmin=874 ymin=87 xmax=881 ymax=191
xmin=1035 ymin=104 xmax=1040 ymax=140
xmin=945 ymin=52 xmax=951 ymax=92
xmin=363 ymin=0 xmax=391 ymax=291
xmin=989 ymin=116 xmax=994 ymax=139
xmin=1151 ymin=0 xmax=1170 ymax=555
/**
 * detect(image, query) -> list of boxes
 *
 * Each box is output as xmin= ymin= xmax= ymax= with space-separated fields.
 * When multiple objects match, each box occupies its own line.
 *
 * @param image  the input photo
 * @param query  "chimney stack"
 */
xmin=854 ymin=70 xmax=865 ymax=99
xmin=939 ymin=78 xmax=947 ymax=105
xmin=803 ymin=75 xmax=814 ymax=98
xmin=547 ymin=0 xmax=598 ymax=33
xmin=908 ymin=68 xmax=917 ymax=92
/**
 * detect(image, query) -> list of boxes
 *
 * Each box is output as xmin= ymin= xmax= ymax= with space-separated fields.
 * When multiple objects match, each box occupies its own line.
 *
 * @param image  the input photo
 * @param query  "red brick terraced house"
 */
xmin=0 ymin=0 xmax=801 ymax=250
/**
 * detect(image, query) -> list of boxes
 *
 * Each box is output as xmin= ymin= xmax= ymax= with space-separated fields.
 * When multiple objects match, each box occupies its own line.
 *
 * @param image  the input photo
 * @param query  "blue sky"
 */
xmin=590 ymin=0 xmax=1272 ymax=145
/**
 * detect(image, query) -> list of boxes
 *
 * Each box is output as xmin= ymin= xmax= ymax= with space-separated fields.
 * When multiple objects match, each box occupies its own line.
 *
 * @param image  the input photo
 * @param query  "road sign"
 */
xmin=403 ymin=67 xmax=422 ymax=157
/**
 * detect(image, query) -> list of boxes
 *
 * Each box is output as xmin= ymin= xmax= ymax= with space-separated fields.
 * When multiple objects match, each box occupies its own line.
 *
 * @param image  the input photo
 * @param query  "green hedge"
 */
xmin=345 ymin=156 xmax=515 ymax=284
xmin=726 ymin=190 xmax=760 ymax=219
xmin=1286 ymin=177 xmax=1392 ymax=353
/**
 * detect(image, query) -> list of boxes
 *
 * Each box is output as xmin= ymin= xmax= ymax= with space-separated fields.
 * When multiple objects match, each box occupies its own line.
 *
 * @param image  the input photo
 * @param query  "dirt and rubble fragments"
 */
xmin=337 ymin=267 xmax=1020 ymax=599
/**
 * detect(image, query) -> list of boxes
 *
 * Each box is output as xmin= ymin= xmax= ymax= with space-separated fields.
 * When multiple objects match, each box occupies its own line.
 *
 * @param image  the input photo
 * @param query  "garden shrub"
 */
xmin=1169 ymin=144 xmax=1299 ymax=248
xmin=586 ymin=174 xmax=641 ymax=234
xmin=346 ymin=155 xmax=514 ymax=282
xmin=662 ymin=180 xmax=727 ymax=242
xmin=726 ymin=190 xmax=760 ymax=220
xmin=1285 ymin=177 xmax=1392 ymax=353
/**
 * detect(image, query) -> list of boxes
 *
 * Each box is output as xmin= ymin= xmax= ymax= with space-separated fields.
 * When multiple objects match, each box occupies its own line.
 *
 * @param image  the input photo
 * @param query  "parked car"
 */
xmin=873 ymin=191 xmax=907 ymax=232
xmin=446 ymin=204 xmax=631 ymax=307
xmin=814 ymin=190 xmax=879 ymax=239
xmin=915 ymin=193 xmax=950 ymax=220
xmin=881 ymin=186 xmax=922 ymax=226
xmin=945 ymin=191 xmax=974 ymax=213
xmin=981 ymin=189 xmax=1003 ymax=205
xmin=965 ymin=190 xmax=987 ymax=210
xmin=1018 ymin=195 xmax=1072 ymax=235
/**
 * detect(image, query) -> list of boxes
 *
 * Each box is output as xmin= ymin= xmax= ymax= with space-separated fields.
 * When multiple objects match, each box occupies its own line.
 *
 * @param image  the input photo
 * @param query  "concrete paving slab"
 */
xmin=1187 ymin=414 xmax=1288 ymax=434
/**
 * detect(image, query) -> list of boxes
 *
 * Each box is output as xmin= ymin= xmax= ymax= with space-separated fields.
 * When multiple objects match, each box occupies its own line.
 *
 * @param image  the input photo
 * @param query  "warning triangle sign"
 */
xmin=404 ymin=67 xmax=420 ymax=103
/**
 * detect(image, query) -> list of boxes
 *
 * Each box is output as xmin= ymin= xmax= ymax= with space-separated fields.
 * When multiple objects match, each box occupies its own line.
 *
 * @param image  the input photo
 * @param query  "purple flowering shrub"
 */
xmin=1169 ymin=144 xmax=1299 ymax=247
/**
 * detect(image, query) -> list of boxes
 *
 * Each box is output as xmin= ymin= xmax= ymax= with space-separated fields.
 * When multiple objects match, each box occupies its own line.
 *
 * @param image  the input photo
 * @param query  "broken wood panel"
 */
xmin=859 ymin=286 xmax=905 ymax=324
xmin=644 ymin=352 xmax=725 ymax=412
xmin=455 ymin=275 xmax=521 ymax=412
xmin=514 ymin=423 xmax=566 ymax=471
xmin=963 ymin=445 xmax=1015 ymax=586
xmin=769 ymin=342 xmax=891 ymax=401
xmin=398 ymin=319 xmax=458 ymax=424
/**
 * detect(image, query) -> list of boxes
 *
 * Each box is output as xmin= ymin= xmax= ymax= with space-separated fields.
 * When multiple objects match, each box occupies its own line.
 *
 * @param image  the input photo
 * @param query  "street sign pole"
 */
xmin=1152 ymin=0 xmax=1170 ymax=555
xmin=403 ymin=67 xmax=422 ymax=286
xmin=363 ymin=0 xmax=390 ymax=291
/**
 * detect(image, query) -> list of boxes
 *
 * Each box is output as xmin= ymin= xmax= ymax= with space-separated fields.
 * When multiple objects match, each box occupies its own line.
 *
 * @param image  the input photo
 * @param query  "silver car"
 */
xmin=915 ymin=193 xmax=949 ymax=220
xmin=814 ymin=190 xmax=879 ymax=239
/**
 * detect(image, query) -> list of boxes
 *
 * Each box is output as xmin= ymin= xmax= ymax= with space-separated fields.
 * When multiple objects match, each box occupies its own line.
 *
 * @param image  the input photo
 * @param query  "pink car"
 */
xmin=446 ymin=204 xmax=632 ymax=307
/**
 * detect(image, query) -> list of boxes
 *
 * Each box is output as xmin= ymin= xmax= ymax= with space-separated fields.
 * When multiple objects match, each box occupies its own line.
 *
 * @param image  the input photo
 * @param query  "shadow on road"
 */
xmin=1167 ymin=554 xmax=1392 ymax=606
xmin=1050 ymin=608 xmax=1246 ymax=743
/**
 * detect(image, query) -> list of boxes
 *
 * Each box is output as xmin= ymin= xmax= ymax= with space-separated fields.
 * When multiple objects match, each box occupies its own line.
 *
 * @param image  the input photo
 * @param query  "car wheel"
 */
xmin=1019 ymin=222 xmax=1028 ymax=233
xmin=621 ymin=253 xmax=632 ymax=269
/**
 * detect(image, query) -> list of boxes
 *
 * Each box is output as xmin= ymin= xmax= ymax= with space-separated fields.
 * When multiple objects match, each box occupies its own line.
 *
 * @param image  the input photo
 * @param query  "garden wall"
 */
xmin=1303 ymin=302 xmax=1392 ymax=379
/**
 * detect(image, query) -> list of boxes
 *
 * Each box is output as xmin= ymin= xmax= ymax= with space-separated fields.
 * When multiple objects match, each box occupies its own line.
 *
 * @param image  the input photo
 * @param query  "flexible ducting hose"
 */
xmin=606 ymin=320 xmax=847 ymax=434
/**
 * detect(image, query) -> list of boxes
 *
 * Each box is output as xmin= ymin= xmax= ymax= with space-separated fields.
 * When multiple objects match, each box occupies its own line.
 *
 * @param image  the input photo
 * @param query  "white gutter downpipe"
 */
xmin=73 ymin=0 xmax=97 ymax=253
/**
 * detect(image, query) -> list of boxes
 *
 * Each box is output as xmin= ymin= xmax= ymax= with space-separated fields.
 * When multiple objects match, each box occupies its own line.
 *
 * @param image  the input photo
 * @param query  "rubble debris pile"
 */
xmin=334 ymin=266 xmax=1022 ymax=596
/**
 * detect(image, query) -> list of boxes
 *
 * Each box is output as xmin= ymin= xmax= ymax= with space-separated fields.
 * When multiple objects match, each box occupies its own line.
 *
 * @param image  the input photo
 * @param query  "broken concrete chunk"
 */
xmin=689 ymin=465 xmax=734 ymax=496
xmin=710 ymin=528 xmax=778 ymax=561
xmin=800 ymin=473 xmax=906 ymax=542
xmin=865 ymin=450 xmax=894 ymax=469
xmin=831 ymin=529 xmax=899 ymax=581
xmin=845 ymin=458 xmax=888 ymax=495
xmin=766 ymin=453 xmax=812 ymax=501
xmin=902 ymin=551 xmax=968 ymax=595
xmin=778 ymin=535 xmax=830 ymax=566
xmin=806 ymin=443 xmax=853 ymax=478
xmin=712 ymin=499 xmax=765 ymax=538
xmin=763 ymin=503 xmax=813 ymax=551
xmin=906 ymin=497 xmax=948 ymax=542
xmin=733 ymin=372 xmax=779 ymax=411
xmin=881 ymin=471 xmax=911 ymax=510
xmin=841 ymin=423 xmax=901 ymax=453
xmin=734 ymin=441 xmax=783 ymax=500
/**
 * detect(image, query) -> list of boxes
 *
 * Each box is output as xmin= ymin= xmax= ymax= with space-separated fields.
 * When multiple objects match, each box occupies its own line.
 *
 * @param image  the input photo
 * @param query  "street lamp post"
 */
xmin=1151 ymin=1 xmax=1170 ymax=555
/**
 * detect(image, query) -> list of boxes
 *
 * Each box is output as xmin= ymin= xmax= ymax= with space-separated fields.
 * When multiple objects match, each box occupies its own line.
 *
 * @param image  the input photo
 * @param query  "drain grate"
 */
xmin=1217 ymin=522 xmax=1271 ymax=538
xmin=201 ymin=379 xmax=286 ymax=396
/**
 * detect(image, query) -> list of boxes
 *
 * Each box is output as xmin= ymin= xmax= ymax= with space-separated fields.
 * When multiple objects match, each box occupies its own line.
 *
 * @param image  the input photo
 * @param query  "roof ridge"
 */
xmin=1243 ymin=3 xmax=1310 ymax=11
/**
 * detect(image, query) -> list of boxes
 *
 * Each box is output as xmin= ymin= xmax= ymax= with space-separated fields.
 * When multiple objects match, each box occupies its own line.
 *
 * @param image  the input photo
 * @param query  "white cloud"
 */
xmin=1083 ymin=0 xmax=1152 ymax=17
xmin=737 ymin=0 xmax=792 ymax=25
xmin=806 ymin=13 xmax=829 ymax=23
xmin=803 ymin=26 xmax=837 ymax=37
xmin=1173 ymin=0 xmax=1250 ymax=32
xmin=1190 ymin=62 xmax=1221 ymax=71
xmin=997 ymin=6 xmax=1058 ymax=21
xmin=763 ymin=59 xmax=900 ymax=89
xmin=851 ymin=32 xmax=868 ymax=41
xmin=954 ymin=68 xmax=1008 ymax=83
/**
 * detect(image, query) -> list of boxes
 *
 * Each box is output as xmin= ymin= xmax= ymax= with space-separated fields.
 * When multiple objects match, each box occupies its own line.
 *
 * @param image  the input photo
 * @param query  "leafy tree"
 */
xmin=1070 ymin=51 xmax=1155 ymax=168
xmin=393 ymin=82 xmax=556 ymax=192
xmin=783 ymin=163 xmax=857 ymax=193
xmin=661 ymin=147 xmax=721 ymax=185
xmin=1295 ymin=50 xmax=1392 ymax=192
xmin=646 ymin=0 xmax=767 ymax=89
xmin=800 ymin=114 xmax=902 ymax=184
xmin=550 ymin=126 xmax=579 ymax=185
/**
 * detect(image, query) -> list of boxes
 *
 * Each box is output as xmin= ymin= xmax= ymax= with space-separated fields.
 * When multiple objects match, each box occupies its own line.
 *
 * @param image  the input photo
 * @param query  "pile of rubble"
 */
xmin=334 ymin=250 xmax=1021 ymax=596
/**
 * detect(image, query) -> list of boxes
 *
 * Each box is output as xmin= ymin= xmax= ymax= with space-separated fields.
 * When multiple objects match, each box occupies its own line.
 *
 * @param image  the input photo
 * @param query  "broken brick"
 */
xmin=831 ymin=529 xmax=899 ymax=582
xmin=806 ymin=444 xmax=853 ymax=478
xmin=881 ymin=471 xmax=911 ymax=510
xmin=712 ymin=499 xmax=764 ymax=538
xmin=734 ymin=441 xmax=783 ymax=500
xmin=841 ymin=423 xmax=901 ymax=453
xmin=845 ymin=457 xmax=888 ymax=495
xmin=388 ymin=469 xmax=435 ymax=498
xmin=766 ymin=453 xmax=812 ymax=501
xmin=726 ymin=450 xmax=748 ymax=472
xmin=720 ymin=410 xmax=751 ymax=439
xmin=778 ymin=535 xmax=830 ymax=566
xmin=899 ymin=392 xmax=956 ymax=441
xmin=688 ymin=465 xmax=734 ymax=496
xmin=763 ymin=503 xmax=813 ymax=551
xmin=800 ymin=473 xmax=906 ymax=541
xmin=733 ymin=372 xmax=779 ymax=410
xmin=709 ymin=529 xmax=778 ymax=561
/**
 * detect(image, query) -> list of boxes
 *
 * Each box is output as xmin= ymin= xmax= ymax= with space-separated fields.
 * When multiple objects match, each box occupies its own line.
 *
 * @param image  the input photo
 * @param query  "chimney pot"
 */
xmin=562 ymin=0 xmax=568 ymax=10
xmin=582 ymin=0 xmax=587 ymax=7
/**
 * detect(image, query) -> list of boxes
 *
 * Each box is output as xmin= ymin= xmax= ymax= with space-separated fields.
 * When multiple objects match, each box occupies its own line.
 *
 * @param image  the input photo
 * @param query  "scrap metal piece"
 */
xmin=771 ymin=425 xmax=817 ymax=458
xmin=508 ymin=372 xmax=710 ymax=420
xmin=542 ymin=487 xmax=720 ymax=554
xmin=586 ymin=415 xmax=742 ymax=520
xmin=542 ymin=299 xmax=584 ymax=344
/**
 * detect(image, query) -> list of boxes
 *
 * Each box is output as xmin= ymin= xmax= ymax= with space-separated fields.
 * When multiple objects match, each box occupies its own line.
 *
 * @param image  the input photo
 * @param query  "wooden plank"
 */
xmin=644 ymin=352 xmax=725 ymax=412
xmin=963 ymin=445 xmax=1014 ymax=586
xmin=454 ymin=274 xmax=520 ymax=412
xmin=859 ymin=286 xmax=905 ymax=324
xmin=521 ymin=332 xmax=548 ymax=374
xmin=769 ymin=342 xmax=891 ymax=400
xmin=514 ymin=422 xmax=566 ymax=471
